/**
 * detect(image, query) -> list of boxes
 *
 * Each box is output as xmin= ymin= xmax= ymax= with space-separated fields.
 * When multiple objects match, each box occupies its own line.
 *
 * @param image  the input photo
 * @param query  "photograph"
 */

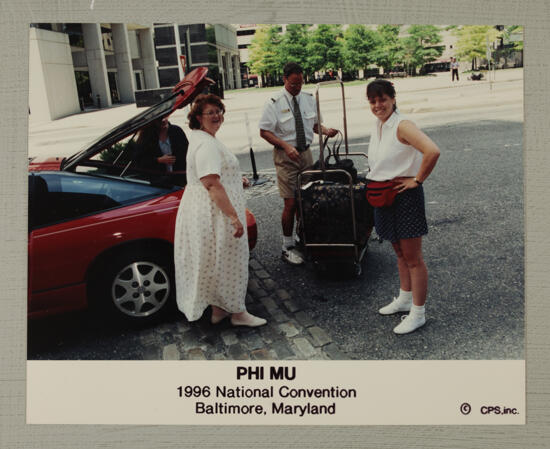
xmin=2 ymin=0 xmax=548 ymax=445
xmin=27 ymin=22 xmax=524 ymax=364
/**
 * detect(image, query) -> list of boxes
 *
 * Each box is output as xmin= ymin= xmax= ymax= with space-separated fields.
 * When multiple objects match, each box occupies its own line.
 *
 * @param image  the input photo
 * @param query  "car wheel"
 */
xmin=95 ymin=249 xmax=175 ymax=323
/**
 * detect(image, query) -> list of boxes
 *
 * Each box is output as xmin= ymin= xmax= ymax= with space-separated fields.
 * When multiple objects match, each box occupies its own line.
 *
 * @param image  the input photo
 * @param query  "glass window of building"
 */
xmin=156 ymin=47 xmax=178 ymax=67
xmin=154 ymin=26 xmax=175 ymax=46
xmin=189 ymin=24 xmax=206 ymax=42
xmin=158 ymin=68 xmax=180 ymax=87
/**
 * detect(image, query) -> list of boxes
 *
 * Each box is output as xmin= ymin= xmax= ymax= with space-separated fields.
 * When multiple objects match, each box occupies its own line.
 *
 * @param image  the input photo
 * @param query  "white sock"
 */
xmin=410 ymin=304 xmax=425 ymax=317
xmin=283 ymin=235 xmax=293 ymax=249
xmin=398 ymin=289 xmax=413 ymax=302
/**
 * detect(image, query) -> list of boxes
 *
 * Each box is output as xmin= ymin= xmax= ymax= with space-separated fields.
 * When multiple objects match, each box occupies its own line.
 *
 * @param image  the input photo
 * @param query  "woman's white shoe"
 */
xmin=230 ymin=311 xmax=267 ymax=327
xmin=393 ymin=313 xmax=426 ymax=334
xmin=378 ymin=297 xmax=412 ymax=315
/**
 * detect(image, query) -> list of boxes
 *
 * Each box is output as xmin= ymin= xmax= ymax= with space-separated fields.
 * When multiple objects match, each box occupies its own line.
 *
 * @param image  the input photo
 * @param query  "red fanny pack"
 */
xmin=366 ymin=181 xmax=399 ymax=207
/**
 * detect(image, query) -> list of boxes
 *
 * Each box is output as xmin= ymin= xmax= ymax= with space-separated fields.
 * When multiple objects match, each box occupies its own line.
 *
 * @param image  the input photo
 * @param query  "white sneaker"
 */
xmin=378 ymin=297 xmax=412 ymax=315
xmin=282 ymin=247 xmax=304 ymax=265
xmin=393 ymin=313 xmax=426 ymax=334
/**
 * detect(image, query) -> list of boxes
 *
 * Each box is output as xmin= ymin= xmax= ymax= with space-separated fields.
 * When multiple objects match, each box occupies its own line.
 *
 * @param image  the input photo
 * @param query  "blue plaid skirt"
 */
xmin=373 ymin=185 xmax=428 ymax=243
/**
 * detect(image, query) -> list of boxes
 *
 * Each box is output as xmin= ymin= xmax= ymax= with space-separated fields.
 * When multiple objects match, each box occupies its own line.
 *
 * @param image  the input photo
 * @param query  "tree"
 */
xmin=371 ymin=25 xmax=403 ymax=75
xmin=306 ymin=24 xmax=344 ymax=74
xmin=248 ymin=25 xmax=282 ymax=86
xmin=453 ymin=25 xmax=500 ymax=70
xmin=342 ymin=24 xmax=379 ymax=74
xmin=278 ymin=24 xmax=311 ymax=73
xmin=502 ymin=25 xmax=523 ymax=51
xmin=493 ymin=25 xmax=523 ymax=68
xmin=401 ymin=25 xmax=444 ymax=75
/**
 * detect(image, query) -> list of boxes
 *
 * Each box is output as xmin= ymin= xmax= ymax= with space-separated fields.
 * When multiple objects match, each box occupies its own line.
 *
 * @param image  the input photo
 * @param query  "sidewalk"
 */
xmin=28 ymin=68 xmax=523 ymax=159
xmin=143 ymin=255 xmax=347 ymax=361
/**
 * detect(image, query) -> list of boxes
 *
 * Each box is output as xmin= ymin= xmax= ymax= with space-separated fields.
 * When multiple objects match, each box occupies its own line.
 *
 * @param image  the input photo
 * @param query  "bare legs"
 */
xmin=387 ymin=236 xmax=428 ymax=334
xmin=391 ymin=237 xmax=427 ymax=306
xmin=282 ymin=197 xmax=296 ymax=237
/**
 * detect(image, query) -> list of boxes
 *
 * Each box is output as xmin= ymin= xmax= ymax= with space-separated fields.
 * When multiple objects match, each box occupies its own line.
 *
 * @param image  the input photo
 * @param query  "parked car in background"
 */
xmin=28 ymin=68 xmax=258 ymax=323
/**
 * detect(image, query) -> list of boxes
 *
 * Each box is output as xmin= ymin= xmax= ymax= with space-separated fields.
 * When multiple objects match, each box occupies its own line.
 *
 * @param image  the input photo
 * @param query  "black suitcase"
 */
xmin=297 ymin=177 xmax=374 ymax=246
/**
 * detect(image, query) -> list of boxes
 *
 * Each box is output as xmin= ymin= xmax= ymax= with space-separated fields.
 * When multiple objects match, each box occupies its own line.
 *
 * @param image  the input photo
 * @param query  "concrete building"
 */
xmin=29 ymin=23 xmax=242 ymax=121
xmin=152 ymin=23 xmax=241 ymax=91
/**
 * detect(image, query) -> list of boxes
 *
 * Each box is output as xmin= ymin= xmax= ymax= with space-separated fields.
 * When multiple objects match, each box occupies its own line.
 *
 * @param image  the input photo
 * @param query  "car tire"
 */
xmin=92 ymin=248 xmax=175 ymax=324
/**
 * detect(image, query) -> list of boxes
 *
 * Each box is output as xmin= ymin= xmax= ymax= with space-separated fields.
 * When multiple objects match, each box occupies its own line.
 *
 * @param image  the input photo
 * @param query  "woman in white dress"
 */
xmin=174 ymin=94 xmax=266 ymax=327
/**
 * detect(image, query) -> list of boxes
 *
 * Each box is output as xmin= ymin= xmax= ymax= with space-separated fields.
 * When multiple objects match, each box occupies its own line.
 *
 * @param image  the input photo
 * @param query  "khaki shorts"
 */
xmin=273 ymin=147 xmax=314 ymax=198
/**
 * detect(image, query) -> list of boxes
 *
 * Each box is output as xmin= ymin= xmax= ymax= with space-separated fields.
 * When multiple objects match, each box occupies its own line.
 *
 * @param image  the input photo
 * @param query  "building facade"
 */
xmin=29 ymin=23 xmax=242 ymax=121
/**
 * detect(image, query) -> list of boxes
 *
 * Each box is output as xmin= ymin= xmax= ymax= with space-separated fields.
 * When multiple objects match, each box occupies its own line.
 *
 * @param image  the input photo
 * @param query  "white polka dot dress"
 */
xmin=174 ymin=130 xmax=248 ymax=321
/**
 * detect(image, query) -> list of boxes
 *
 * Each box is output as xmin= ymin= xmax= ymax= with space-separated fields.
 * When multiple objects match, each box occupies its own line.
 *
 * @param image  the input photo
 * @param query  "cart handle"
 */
xmin=315 ymin=78 xmax=349 ymax=171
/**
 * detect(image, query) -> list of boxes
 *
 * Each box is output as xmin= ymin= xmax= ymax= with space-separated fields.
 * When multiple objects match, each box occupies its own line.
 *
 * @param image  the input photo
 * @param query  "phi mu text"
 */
xmin=237 ymin=366 xmax=296 ymax=380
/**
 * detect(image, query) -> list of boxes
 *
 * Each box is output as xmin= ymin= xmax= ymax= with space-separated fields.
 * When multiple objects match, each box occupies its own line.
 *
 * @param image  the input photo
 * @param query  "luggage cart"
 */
xmin=296 ymin=79 xmax=374 ymax=276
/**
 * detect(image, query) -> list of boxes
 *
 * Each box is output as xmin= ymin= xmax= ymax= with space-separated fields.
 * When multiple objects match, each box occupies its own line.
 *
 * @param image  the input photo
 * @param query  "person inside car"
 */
xmin=132 ymin=117 xmax=189 ymax=185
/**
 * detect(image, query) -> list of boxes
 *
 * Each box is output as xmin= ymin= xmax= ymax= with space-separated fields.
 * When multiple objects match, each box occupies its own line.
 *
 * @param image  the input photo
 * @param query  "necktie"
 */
xmin=292 ymin=96 xmax=306 ymax=152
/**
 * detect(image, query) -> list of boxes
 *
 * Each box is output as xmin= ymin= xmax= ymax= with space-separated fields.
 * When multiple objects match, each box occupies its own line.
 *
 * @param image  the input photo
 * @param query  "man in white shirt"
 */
xmin=259 ymin=62 xmax=338 ymax=265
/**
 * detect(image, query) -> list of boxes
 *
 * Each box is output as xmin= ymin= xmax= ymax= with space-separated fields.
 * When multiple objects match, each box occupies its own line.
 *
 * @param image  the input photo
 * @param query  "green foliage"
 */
xmin=306 ymin=25 xmax=344 ymax=73
xmin=371 ymin=25 xmax=403 ymax=74
xmin=248 ymin=25 xmax=283 ymax=79
xmin=401 ymin=25 xmax=443 ymax=75
xmin=503 ymin=25 xmax=523 ymax=51
xmin=342 ymin=25 xmax=379 ymax=72
xmin=452 ymin=25 xmax=500 ymax=70
xmin=99 ymin=142 xmax=128 ymax=164
xmin=279 ymin=24 xmax=311 ymax=73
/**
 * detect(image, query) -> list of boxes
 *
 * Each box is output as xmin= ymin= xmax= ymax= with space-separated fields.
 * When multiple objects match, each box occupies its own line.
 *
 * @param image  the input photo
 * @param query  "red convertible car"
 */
xmin=28 ymin=68 xmax=257 ymax=323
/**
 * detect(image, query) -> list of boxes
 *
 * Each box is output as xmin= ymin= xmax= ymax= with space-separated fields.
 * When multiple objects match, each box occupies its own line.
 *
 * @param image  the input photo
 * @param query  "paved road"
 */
xmin=242 ymin=119 xmax=524 ymax=360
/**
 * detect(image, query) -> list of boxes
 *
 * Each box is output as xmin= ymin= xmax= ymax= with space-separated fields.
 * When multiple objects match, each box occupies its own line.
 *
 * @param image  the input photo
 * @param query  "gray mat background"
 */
xmin=1 ymin=0 xmax=548 ymax=447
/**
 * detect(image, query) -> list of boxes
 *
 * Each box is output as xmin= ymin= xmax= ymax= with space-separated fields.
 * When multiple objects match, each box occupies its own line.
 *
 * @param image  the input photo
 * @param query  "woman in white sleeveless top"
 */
xmin=366 ymin=80 xmax=440 ymax=334
xmin=174 ymin=94 xmax=266 ymax=327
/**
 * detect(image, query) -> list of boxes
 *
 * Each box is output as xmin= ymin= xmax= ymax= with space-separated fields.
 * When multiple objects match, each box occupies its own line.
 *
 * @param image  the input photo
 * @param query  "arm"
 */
xmin=313 ymin=123 xmax=338 ymax=137
xmin=260 ymin=128 xmax=301 ymax=162
xmin=395 ymin=120 xmax=440 ymax=190
xmin=200 ymin=174 xmax=244 ymax=238
xmin=168 ymin=124 xmax=189 ymax=171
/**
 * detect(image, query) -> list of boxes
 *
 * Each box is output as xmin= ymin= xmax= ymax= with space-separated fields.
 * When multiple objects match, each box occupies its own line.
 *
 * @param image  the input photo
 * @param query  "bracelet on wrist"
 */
xmin=414 ymin=177 xmax=423 ymax=185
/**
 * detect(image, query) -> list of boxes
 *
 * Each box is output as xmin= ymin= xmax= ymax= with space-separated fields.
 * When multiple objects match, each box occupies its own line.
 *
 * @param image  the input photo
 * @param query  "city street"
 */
xmin=27 ymin=69 xmax=524 ymax=360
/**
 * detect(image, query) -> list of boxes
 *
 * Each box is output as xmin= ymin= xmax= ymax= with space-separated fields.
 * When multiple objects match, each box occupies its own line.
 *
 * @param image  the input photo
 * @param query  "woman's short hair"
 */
xmin=366 ymin=79 xmax=397 ymax=110
xmin=187 ymin=94 xmax=225 ymax=130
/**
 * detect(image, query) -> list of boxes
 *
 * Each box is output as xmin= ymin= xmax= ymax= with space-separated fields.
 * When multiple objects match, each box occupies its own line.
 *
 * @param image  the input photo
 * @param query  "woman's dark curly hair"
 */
xmin=366 ymin=79 xmax=397 ymax=111
xmin=187 ymin=94 xmax=225 ymax=130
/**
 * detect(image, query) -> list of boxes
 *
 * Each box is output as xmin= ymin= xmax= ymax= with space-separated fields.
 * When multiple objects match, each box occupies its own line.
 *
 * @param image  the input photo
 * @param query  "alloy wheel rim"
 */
xmin=111 ymin=261 xmax=170 ymax=317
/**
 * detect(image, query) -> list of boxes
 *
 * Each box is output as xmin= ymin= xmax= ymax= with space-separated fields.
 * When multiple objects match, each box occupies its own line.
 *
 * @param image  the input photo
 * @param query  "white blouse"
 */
xmin=367 ymin=111 xmax=422 ymax=181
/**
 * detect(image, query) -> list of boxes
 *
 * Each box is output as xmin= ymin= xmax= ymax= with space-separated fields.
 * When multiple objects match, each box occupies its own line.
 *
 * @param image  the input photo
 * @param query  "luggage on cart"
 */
xmin=295 ymin=79 xmax=373 ymax=276
xmin=298 ymin=178 xmax=373 ymax=246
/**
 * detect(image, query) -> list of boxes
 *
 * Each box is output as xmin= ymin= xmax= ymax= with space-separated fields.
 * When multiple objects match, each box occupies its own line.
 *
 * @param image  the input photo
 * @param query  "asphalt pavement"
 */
xmin=243 ymin=121 xmax=523 ymax=360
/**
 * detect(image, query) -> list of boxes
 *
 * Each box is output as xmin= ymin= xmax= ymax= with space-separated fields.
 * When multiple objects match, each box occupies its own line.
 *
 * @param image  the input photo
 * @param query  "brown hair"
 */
xmin=136 ymin=118 xmax=162 ymax=145
xmin=366 ymin=79 xmax=397 ymax=111
xmin=187 ymin=94 xmax=225 ymax=130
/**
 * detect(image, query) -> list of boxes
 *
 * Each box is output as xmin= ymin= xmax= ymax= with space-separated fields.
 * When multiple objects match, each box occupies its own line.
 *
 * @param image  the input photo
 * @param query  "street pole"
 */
xmin=486 ymin=36 xmax=493 ymax=92
xmin=244 ymin=112 xmax=267 ymax=186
